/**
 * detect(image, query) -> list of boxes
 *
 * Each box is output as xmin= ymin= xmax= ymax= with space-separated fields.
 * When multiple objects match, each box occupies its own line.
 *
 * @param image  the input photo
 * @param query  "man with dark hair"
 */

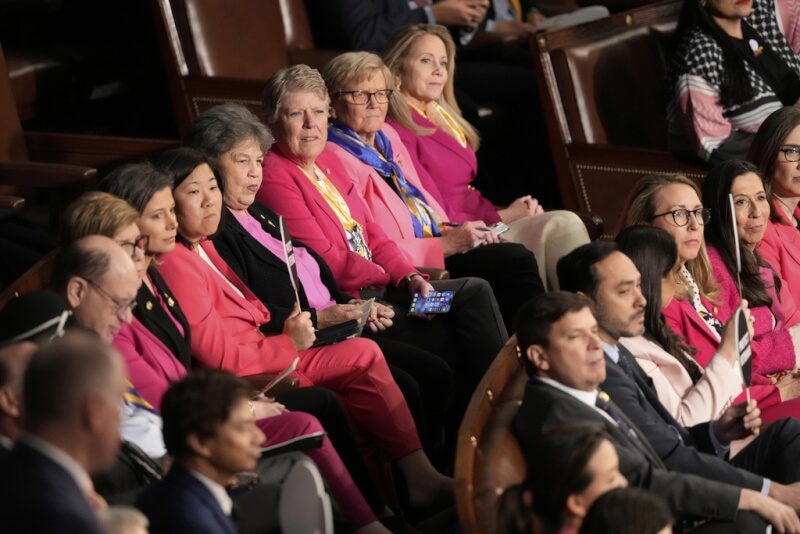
xmin=557 ymin=242 xmax=800 ymax=520
xmin=0 ymin=331 xmax=127 ymax=533
xmin=137 ymin=370 xmax=278 ymax=534
xmin=513 ymin=291 xmax=800 ymax=532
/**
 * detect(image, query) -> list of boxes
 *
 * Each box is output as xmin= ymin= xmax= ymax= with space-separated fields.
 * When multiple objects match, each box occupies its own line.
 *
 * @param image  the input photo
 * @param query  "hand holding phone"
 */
xmin=409 ymin=290 xmax=455 ymax=314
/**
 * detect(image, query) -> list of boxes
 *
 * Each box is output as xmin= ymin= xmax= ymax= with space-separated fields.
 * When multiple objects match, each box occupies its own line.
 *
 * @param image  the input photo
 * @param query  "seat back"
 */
xmin=531 ymin=0 xmax=706 ymax=236
xmin=456 ymin=338 xmax=527 ymax=533
xmin=0 ymin=44 xmax=28 ymax=162
xmin=0 ymin=251 xmax=55 ymax=311
xmin=151 ymin=0 xmax=337 ymax=134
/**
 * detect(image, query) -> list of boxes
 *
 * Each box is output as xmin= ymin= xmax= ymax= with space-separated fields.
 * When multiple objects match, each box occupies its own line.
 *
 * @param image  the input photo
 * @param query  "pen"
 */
xmin=443 ymin=222 xmax=491 ymax=231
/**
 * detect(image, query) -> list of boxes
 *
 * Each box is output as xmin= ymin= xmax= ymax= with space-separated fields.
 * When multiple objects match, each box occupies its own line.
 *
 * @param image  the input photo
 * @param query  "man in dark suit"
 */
xmin=0 ymin=341 xmax=36 ymax=461
xmin=513 ymin=291 xmax=800 ymax=532
xmin=557 ymin=241 xmax=800 ymax=516
xmin=0 ymin=330 xmax=127 ymax=533
xmin=137 ymin=370 xmax=284 ymax=534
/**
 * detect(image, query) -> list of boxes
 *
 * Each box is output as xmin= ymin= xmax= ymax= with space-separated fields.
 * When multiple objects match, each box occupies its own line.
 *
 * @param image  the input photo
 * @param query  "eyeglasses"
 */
xmin=779 ymin=147 xmax=800 ymax=162
xmin=336 ymin=89 xmax=393 ymax=105
xmin=118 ymin=235 xmax=149 ymax=259
xmin=650 ymin=208 xmax=711 ymax=227
xmin=86 ymin=278 xmax=138 ymax=316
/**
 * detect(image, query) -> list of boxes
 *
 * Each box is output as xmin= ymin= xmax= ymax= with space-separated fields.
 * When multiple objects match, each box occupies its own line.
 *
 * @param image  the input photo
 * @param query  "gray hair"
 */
xmin=185 ymin=102 xmax=274 ymax=157
xmin=262 ymin=64 xmax=330 ymax=127
xmin=322 ymin=51 xmax=393 ymax=98
xmin=51 ymin=238 xmax=112 ymax=296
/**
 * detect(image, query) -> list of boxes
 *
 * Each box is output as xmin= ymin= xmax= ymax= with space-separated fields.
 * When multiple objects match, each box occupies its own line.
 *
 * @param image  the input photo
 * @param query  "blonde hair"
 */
xmin=620 ymin=173 xmax=719 ymax=303
xmin=262 ymin=64 xmax=330 ymax=127
xmin=61 ymin=192 xmax=139 ymax=244
xmin=322 ymin=51 xmax=425 ymax=136
xmin=382 ymin=24 xmax=480 ymax=150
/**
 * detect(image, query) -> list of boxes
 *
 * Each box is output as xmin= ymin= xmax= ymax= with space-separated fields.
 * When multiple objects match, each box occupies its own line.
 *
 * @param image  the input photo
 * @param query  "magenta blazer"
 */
xmin=387 ymin=111 xmax=501 ymax=224
xmin=114 ymin=317 xmax=187 ymax=409
xmin=326 ymin=123 xmax=446 ymax=269
xmin=156 ymin=240 xmax=301 ymax=379
xmin=258 ymin=144 xmax=420 ymax=296
xmin=664 ymin=248 xmax=795 ymax=383
xmin=758 ymin=203 xmax=800 ymax=326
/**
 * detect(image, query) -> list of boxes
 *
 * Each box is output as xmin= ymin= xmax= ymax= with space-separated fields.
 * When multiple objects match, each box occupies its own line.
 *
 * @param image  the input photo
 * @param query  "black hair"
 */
xmin=161 ymin=369 xmax=252 ymax=461
xmin=701 ymin=159 xmax=778 ymax=307
xmin=616 ymin=226 xmax=702 ymax=382
xmin=502 ymin=422 xmax=610 ymax=529
xmin=557 ymin=241 xmax=619 ymax=298
xmin=152 ymin=147 xmax=221 ymax=246
xmin=97 ymin=161 xmax=174 ymax=214
xmin=672 ymin=0 xmax=751 ymax=107
xmin=515 ymin=292 xmax=591 ymax=377
xmin=579 ymin=487 xmax=673 ymax=534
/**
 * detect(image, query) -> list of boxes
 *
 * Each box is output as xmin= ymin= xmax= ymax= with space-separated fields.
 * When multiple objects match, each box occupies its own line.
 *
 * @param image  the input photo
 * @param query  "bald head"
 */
xmin=23 ymin=330 xmax=125 ymax=472
xmin=0 ymin=342 xmax=36 ymax=393
xmin=53 ymin=235 xmax=141 ymax=344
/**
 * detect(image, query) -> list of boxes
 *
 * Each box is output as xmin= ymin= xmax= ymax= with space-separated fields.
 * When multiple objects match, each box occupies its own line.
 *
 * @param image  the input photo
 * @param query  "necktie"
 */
xmin=616 ymin=351 xmax=634 ymax=378
xmin=595 ymin=390 xmax=647 ymax=450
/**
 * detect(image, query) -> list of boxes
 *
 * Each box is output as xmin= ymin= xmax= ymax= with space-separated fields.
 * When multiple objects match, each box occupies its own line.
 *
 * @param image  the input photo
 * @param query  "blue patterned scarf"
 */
xmin=328 ymin=120 xmax=441 ymax=238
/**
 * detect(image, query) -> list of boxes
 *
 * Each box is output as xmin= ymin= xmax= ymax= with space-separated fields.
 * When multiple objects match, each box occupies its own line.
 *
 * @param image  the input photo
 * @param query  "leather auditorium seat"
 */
xmin=531 ymin=0 xmax=708 ymax=238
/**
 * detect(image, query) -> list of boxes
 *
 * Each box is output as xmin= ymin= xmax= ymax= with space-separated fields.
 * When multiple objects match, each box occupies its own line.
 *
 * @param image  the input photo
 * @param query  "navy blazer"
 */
xmin=212 ymin=201 xmax=351 ymax=332
xmin=513 ymin=378 xmax=742 ymax=521
xmin=602 ymin=346 xmax=765 ymax=490
xmin=134 ymin=265 xmax=192 ymax=370
xmin=137 ymin=464 xmax=237 ymax=534
xmin=304 ymin=0 xmax=428 ymax=51
xmin=0 ymin=442 xmax=104 ymax=534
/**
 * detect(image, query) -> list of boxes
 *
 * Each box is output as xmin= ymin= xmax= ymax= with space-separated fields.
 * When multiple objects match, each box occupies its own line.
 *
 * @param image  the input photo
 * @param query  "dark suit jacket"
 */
xmin=211 ymin=201 xmax=351 ymax=332
xmin=304 ymin=0 xmax=429 ymax=51
xmin=134 ymin=266 xmax=192 ymax=370
xmin=0 ymin=442 xmax=104 ymax=534
xmin=513 ymin=378 xmax=740 ymax=521
xmin=137 ymin=464 xmax=237 ymax=534
xmin=603 ymin=346 xmax=764 ymax=491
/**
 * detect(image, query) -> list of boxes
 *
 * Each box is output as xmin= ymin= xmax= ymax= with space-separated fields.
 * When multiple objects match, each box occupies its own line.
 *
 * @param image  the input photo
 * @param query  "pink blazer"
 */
xmin=758 ymin=203 xmax=800 ymax=325
xmin=114 ymin=317 xmax=187 ymax=409
xmin=387 ymin=112 xmax=501 ymax=224
xmin=259 ymin=145 xmax=419 ymax=296
xmin=621 ymin=335 xmax=785 ymax=424
xmin=326 ymin=123 xmax=446 ymax=269
xmin=705 ymin=246 xmax=795 ymax=376
xmin=156 ymin=240 xmax=300 ymax=378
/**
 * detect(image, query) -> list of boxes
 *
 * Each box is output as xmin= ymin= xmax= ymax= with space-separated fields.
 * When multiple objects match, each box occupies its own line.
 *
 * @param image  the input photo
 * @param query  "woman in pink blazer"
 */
xmin=153 ymin=147 xmax=454 ymax=512
xmin=751 ymin=107 xmax=800 ymax=316
xmin=258 ymin=64 xmax=508 ymax=406
xmin=615 ymin=226 xmax=787 ymax=424
xmin=61 ymin=183 xmax=394 ymax=530
xmin=381 ymin=24 xmax=589 ymax=290
xmin=321 ymin=51 xmax=544 ymax=327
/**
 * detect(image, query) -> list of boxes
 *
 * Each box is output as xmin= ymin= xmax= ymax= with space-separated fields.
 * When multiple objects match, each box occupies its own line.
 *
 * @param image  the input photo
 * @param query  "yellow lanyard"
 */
xmin=510 ymin=0 xmax=523 ymax=20
xmin=300 ymin=164 xmax=372 ymax=259
xmin=412 ymin=102 xmax=467 ymax=148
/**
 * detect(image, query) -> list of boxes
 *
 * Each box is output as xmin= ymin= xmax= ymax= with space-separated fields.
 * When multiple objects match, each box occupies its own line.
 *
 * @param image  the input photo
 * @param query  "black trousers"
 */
xmin=444 ymin=241 xmax=544 ymax=331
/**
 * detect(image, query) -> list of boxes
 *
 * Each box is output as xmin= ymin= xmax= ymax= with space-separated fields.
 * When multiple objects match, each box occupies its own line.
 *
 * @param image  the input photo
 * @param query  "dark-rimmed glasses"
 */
xmin=86 ymin=278 xmax=138 ymax=316
xmin=118 ymin=235 xmax=149 ymax=259
xmin=779 ymin=147 xmax=800 ymax=162
xmin=336 ymin=89 xmax=393 ymax=105
xmin=650 ymin=208 xmax=711 ymax=227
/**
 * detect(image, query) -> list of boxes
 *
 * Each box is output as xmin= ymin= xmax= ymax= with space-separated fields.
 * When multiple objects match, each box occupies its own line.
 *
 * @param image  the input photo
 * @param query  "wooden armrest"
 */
xmin=573 ymin=210 xmax=604 ymax=241
xmin=0 ymin=195 xmax=25 ymax=211
xmin=416 ymin=267 xmax=450 ymax=280
xmin=567 ymin=143 xmax=708 ymax=174
xmin=0 ymin=161 xmax=97 ymax=189
xmin=241 ymin=373 xmax=300 ymax=396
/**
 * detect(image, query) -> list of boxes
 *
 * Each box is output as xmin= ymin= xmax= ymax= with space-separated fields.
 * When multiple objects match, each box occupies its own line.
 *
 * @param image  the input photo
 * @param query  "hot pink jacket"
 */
xmin=757 ymin=203 xmax=800 ymax=326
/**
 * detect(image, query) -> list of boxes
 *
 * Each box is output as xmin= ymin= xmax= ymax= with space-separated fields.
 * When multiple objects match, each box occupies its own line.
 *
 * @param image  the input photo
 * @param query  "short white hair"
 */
xmin=98 ymin=506 xmax=149 ymax=534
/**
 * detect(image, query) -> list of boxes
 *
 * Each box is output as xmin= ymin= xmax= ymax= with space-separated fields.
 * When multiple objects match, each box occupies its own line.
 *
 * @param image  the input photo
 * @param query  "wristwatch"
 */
xmin=402 ymin=272 xmax=421 ymax=289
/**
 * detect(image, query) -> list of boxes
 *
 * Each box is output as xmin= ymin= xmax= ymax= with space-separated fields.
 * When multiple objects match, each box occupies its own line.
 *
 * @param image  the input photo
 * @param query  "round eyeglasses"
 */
xmin=650 ymin=208 xmax=711 ymax=227
xmin=118 ymin=235 xmax=149 ymax=259
xmin=336 ymin=89 xmax=393 ymax=105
